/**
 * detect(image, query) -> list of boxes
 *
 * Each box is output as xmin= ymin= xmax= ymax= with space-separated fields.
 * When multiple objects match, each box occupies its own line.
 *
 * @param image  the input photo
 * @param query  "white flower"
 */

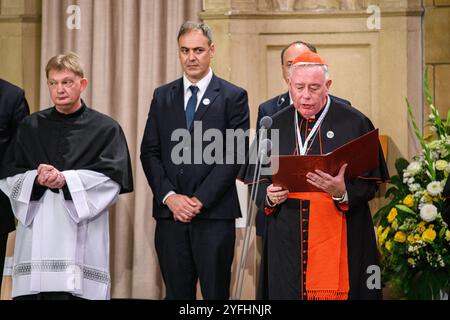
xmin=436 ymin=160 xmax=448 ymax=171
xmin=428 ymin=140 xmax=440 ymax=149
xmin=408 ymin=178 xmax=415 ymax=184
xmin=409 ymin=183 xmax=421 ymax=192
xmin=426 ymin=181 xmax=443 ymax=196
xmin=420 ymin=203 xmax=438 ymax=222
xmin=406 ymin=161 xmax=421 ymax=176
xmin=439 ymin=145 xmax=449 ymax=157
xmin=446 ymin=163 xmax=450 ymax=173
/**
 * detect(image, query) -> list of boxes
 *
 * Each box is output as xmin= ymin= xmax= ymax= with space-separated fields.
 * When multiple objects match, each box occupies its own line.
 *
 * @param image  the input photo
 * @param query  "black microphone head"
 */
xmin=260 ymin=116 xmax=273 ymax=130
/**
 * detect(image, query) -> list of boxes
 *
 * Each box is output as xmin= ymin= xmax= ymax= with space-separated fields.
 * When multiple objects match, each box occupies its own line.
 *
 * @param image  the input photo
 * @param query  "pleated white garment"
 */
xmin=0 ymin=170 xmax=120 ymax=300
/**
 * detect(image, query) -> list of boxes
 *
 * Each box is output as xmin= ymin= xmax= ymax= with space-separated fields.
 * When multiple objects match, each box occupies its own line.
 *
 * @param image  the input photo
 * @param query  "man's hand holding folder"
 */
xmin=272 ymin=129 xmax=381 ymax=193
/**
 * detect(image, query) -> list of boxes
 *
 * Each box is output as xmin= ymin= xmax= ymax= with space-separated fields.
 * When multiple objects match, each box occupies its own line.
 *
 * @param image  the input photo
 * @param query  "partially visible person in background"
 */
xmin=443 ymin=178 xmax=450 ymax=226
xmin=0 ymin=79 xmax=29 ymax=292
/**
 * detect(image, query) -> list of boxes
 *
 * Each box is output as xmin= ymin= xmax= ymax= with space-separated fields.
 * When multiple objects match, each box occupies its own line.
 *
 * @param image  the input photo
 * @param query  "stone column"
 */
xmin=425 ymin=0 xmax=450 ymax=121
xmin=0 ymin=0 xmax=42 ymax=112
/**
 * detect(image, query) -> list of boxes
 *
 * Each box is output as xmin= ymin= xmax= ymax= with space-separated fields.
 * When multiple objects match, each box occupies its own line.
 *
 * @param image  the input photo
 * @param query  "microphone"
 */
xmin=259 ymin=116 xmax=273 ymax=130
xmin=259 ymin=138 xmax=272 ymax=158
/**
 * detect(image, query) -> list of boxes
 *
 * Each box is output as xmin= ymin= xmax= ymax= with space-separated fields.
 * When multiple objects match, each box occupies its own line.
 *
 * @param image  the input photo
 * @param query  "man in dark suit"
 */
xmin=255 ymin=41 xmax=351 ymax=237
xmin=0 ymin=79 xmax=30 ymax=291
xmin=140 ymin=21 xmax=249 ymax=299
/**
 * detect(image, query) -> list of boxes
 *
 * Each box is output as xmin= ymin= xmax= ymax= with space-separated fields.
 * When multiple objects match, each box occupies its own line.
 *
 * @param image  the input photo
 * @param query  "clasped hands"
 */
xmin=267 ymin=163 xmax=348 ymax=205
xmin=166 ymin=194 xmax=203 ymax=223
xmin=36 ymin=164 xmax=66 ymax=189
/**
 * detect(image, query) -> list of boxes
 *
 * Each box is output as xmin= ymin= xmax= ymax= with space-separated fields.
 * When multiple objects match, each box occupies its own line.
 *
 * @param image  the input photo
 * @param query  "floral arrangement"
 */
xmin=374 ymin=71 xmax=450 ymax=300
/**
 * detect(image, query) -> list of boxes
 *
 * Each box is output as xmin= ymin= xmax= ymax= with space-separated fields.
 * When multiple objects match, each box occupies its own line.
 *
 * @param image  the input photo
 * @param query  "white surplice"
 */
xmin=0 ymin=169 xmax=120 ymax=300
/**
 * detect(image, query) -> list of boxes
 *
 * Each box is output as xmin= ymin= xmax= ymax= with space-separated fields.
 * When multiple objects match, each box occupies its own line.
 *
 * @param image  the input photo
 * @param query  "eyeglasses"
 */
xmin=47 ymin=79 xmax=76 ymax=89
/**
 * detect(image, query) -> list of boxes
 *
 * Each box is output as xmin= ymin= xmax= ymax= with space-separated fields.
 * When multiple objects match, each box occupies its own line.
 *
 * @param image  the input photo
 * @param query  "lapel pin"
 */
xmin=202 ymin=98 xmax=211 ymax=106
xmin=326 ymin=130 xmax=335 ymax=139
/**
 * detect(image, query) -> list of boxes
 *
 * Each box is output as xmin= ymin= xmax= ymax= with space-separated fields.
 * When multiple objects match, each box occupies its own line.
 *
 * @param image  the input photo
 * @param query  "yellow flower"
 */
xmin=403 ymin=195 xmax=415 ymax=208
xmin=445 ymin=230 xmax=450 ymax=241
xmin=407 ymin=258 xmax=416 ymax=266
xmin=381 ymin=226 xmax=390 ymax=241
xmin=436 ymin=160 xmax=448 ymax=171
xmin=385 ymin=240 xmax=392 ymax=251
xmin=394 ymin=231 xmax=406 ymax=243
xmin=379 ymin=232 xmax=387 ymax=245
xmin=377 ymin=225 xmax=384 ymax=236
xmin=414 ymin=234 xmax=421 ymax=241
xmin=423 ymin=133 xmax=433 ymax=141
xmin=407 ymin=235 xmax=415 ymax=243
xmin=422 ymin=228 xmax=437 ymax=242
xmin=387 ymin=208 xmax=397 ymax=223
xmin=391 ymin=219 xmax=399 ymax=230
xmin=417 ymin=222 xmax=426 ymax=233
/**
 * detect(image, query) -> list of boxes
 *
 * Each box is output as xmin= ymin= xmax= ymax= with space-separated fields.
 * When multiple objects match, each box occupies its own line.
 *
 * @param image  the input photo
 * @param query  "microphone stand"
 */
xmin=233 ymin=133 xmax=270 ymax=300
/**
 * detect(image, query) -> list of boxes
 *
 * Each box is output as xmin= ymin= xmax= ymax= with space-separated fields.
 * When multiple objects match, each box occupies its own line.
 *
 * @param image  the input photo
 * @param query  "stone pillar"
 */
xmin=0 ymin=0 xmax=41 ymax=300
xmin=425 ymin=0 xmax=450 ymax=121
xmin=0 ymin=0 xmax=42 ymax=112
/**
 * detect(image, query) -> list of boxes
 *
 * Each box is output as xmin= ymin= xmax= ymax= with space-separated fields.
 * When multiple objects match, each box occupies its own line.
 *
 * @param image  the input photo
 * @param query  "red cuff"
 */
xmin=337 ymin=202 xmax=349 ymax=211
xmin=264 ymin=207 xmax=275 ymax=215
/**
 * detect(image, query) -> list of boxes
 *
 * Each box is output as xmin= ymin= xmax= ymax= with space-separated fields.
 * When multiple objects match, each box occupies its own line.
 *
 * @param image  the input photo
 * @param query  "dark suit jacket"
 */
xmin=254 ymin=91 xmax=351 ymax=236
xmin=0 ymin=79 xmax=30 ymax=234
xmin=141 ymin=74 xmax=250 ymax=220
xmin=443 ymin=178 xmax=450 ymax=226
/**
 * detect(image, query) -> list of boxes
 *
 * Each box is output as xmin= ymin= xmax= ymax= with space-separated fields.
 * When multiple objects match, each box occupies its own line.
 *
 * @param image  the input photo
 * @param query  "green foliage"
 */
xmin=375 ymin=69 xmax=450 ymax=300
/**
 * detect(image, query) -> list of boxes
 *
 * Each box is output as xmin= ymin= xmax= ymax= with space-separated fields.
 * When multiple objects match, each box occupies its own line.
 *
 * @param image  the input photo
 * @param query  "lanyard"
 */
xmin=294 ymin=96 xmax=331 ymax=155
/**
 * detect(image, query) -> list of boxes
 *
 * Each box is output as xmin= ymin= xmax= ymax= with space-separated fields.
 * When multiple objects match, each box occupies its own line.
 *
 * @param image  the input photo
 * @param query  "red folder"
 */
xmin=272 ymin=129 xmax=380 ymax=192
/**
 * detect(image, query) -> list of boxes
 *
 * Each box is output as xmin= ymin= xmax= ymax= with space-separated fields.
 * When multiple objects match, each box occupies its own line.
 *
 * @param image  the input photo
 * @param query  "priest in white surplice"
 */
xmin=0 ymin=53 xmax=133 ymax=300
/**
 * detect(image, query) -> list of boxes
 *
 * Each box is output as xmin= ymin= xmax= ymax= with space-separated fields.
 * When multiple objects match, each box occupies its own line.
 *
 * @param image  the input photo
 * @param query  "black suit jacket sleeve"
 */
xmin=10 ymin=91 xmax=30 ymax=137
xmin=0 ymin=83 xmax=30 ymax=157
xmin=194 ymin=89 xmax=250 ymax=209
xmin=256 ymin=103 xmax=266 ymax=131
xmin=0 ymin=80 xmax=30 ymax=234
xmin=346 ymin=179 xmax=378 ymax=211
xmin=140 ymin=91 xmax=176 ymax=204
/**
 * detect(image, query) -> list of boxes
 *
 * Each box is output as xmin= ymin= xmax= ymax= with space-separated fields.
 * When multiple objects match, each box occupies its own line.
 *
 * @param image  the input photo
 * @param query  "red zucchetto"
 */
xmin=292 ymin=51 xmax=327 ymax=66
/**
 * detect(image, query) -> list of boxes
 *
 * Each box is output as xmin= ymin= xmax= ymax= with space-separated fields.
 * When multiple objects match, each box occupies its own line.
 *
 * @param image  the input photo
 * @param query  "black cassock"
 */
xmin=0 ymin=102 xmax=133 ymax=195
xmin=443 ymin=179 xmax=450 ymax=226
xmin=240 ymin=96 xmax=389 ymax=300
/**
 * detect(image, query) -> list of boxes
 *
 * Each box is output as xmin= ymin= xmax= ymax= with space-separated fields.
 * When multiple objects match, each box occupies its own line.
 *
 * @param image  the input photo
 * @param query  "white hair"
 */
xmin=288 ymin=63 xmax=329 ymax=81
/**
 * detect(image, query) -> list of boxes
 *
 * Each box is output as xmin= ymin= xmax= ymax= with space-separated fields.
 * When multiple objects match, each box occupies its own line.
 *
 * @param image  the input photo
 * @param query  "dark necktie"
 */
xmin=186 ymin=85 xmax=199 ymax=129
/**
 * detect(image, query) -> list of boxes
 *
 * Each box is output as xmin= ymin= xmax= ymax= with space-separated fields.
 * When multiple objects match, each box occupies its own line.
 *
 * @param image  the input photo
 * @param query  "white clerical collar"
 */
xmin=183 ymin=68 xmax=213 ymax=95
xmin=294 ymin=96 xmax=331 ymax=155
